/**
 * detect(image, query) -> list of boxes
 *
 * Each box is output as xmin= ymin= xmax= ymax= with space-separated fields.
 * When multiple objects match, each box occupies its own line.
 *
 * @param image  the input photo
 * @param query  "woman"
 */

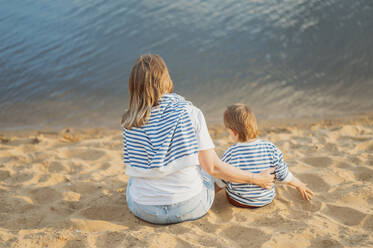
xmin=122 ymin=54 xmax=274 ymax=224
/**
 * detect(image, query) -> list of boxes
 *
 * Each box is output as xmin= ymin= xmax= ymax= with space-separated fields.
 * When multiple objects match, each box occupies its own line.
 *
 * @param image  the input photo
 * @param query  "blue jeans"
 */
xmin=126 ymin=170 xmax=215 ymax=224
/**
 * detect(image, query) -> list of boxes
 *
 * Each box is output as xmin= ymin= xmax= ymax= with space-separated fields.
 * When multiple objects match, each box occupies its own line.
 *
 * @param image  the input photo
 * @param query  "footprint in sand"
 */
xmin=63 ymin=149 xmax=106 ymax=161
xmin=9 ymin=172 xmax=34 ymax=184
xmin=192 ymin=218 xmax=218 ymax=234
xmin=30 ymin=187 xmax=60 ymax=204
xmin=353 ymin=167 xmax=373 ymax=181
xmin=254 ymin=214 xmax=307 ymax=231
xmin=95 ymin=231 xmax=126 ymax=248
xmin=303 ymin=157 xmax=333 ymax=168
xmin=324 ymin=142 xmax=339 ymax=153
xmin=100 ymin=162 xmax=111 ymax=170
xmin=9 ymin=213 xmax=44 ymax=230
xmin=167 ymin=224 xmax=190 ymax=235
xmin=0 ymin=170 xmax=10 ymax=180
xmin=48 ymin=161 xmax=66 ymax=173
xmin=69 ymin=182 xmax=98 ymax=194
xmin=223 ymin=226 xmax=270 ymax=248
xmin=323 ymin=204 xmax=366 ymax=226
xmin=197 ymin=235 xmax=226 ymax=248
xmin=0 ymin=156 xmax=19 ymax=165
xmin=296 ymin=173 xmax=330 ymax=192
xmin=63 ymin=240 xmax=88 ymax=248
xmin=335 ymin=161 xmax=352 ymax=169
xmin=309 ymin=237 xmax=343 ymax=248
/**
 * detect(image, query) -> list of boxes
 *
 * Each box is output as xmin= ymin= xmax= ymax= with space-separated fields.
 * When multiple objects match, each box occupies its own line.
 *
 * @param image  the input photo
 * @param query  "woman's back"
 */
xmin=125 ymin=96 xmax=215 ymax=205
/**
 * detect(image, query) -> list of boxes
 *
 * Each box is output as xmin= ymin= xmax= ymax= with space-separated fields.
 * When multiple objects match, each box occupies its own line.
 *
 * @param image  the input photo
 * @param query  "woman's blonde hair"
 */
xmin=224 ymin=104 xmax=258 ymax=142
xmin=121 ymin=54 xmax=173 ymax=129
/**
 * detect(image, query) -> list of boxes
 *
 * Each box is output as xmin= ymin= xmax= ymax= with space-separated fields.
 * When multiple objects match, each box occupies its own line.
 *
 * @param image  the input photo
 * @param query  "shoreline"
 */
xmin=2 ymin=112 xmax=372 ymax=134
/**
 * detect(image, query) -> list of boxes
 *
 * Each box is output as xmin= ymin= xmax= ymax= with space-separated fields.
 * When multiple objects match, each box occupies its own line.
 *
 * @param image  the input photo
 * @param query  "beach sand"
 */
xmin=0 ymin=115 xmax=373 ymax=248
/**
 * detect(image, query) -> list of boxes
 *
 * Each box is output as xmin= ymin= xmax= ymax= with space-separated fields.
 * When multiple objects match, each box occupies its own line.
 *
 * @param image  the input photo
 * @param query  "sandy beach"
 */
xmin=0 ymin=115 xmax=372 ymax=248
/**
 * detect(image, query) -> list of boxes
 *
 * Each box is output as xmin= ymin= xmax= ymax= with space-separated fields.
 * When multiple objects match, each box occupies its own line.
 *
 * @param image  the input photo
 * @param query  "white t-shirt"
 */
xmin=129 ymin=105 xmax=215 ymax=205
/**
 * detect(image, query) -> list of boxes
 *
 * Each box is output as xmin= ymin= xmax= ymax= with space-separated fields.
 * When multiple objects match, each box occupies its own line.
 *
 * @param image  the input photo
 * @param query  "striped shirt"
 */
xmin=216 ymin=139 xmax=293 ymax=207
xmin=128 ymin=105 xmax=215 ymax=205
xmin=123 ymin=93 xmax=199 ymax=178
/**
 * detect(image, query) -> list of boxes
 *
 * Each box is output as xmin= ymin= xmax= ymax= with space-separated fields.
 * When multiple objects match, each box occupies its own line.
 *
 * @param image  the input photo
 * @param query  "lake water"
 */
xmin=1 ymin=0 xmax=373 ymax=129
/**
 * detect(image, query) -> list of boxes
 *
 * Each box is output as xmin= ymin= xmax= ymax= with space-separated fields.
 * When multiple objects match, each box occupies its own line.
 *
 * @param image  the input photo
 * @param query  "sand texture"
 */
xmin=0 ymin=116 xmax=373 ymax=248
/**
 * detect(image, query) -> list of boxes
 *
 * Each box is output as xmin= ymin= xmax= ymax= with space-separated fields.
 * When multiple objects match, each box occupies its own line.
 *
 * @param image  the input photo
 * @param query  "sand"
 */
xmin=0 ymin=115 xmax=373 ymax=248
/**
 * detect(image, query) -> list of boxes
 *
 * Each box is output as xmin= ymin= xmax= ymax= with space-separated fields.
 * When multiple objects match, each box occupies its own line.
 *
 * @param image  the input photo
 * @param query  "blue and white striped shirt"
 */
xmin=123 ymin=93 xmax=200 ymax=178
xmin=216 ymin=139 xmax=292 ymax=207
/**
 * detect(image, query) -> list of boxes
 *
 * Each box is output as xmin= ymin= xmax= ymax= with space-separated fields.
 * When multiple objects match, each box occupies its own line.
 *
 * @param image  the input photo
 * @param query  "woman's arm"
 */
xmin=198 ymin=149 xmax=275 ymax=189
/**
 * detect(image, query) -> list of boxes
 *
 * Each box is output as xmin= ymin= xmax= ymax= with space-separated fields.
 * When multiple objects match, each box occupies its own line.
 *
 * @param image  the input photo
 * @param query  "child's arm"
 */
xmin=271 ymin=144 xmax=314 ymax=200
xmin=287 ymin=176 xmax=314 ymax=201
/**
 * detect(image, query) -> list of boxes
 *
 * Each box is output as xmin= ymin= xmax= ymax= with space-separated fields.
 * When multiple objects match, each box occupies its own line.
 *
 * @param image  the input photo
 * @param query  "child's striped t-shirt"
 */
xmin=215 ymin=139 xmax=293 ymax=207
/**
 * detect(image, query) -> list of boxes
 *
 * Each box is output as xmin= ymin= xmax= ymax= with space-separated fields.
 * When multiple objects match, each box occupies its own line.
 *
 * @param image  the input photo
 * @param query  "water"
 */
xmin=1 ymin=0 xmax=373 ymax=130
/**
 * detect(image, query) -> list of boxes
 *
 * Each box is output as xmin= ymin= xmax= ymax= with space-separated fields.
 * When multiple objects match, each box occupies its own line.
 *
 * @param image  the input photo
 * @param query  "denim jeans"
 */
xmin=126 ymin=169 xmax=215 ymax=224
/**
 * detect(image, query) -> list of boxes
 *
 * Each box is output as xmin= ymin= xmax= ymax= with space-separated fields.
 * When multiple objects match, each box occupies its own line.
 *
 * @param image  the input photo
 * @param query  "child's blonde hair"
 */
xmin=121 ymin=54 xmax=173 ymax=129
xmin=224 ymin=104 xmax=258 ymax=142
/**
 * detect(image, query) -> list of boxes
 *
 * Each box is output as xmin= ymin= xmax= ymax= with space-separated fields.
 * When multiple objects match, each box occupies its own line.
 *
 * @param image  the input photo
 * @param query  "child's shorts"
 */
xmin=225 ymin=192 xmax=272 ymax=208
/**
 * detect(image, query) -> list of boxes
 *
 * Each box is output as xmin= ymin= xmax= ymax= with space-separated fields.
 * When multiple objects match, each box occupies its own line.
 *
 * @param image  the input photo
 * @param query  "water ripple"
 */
xmin=0 ymin=0 xmax=372 ymax=129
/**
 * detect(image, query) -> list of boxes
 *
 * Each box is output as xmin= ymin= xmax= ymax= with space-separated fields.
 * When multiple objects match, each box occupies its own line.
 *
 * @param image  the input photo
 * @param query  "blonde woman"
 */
xmin=122 ymin=54 xmax=275 ymax=224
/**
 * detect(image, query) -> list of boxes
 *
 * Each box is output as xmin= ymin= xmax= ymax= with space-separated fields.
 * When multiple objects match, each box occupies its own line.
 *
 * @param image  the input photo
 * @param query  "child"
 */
xmin=215 ymin=104 xmax=314 ymax=207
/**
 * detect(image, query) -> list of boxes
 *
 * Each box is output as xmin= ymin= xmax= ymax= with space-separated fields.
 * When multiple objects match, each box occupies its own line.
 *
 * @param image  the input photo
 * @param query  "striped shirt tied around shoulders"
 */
xmin=123 ymin=93 xmax=199 ymax=178
xmin=216 ymin=140 xmax=293 ymax=207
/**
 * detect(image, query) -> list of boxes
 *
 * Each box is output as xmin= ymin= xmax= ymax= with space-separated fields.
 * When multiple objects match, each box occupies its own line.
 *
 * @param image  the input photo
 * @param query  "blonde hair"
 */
xmin=224 ymin=104 xmax=258 ymax=142
xmin=121 ymin=54 xmax=173 ymax=129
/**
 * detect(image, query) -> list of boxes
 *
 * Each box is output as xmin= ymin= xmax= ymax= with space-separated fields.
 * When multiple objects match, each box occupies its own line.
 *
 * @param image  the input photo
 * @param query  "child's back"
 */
xmin=216 ymin=139 xmax=293 ymax=207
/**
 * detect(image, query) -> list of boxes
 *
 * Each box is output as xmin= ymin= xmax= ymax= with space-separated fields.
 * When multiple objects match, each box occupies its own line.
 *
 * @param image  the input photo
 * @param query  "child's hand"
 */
xmin=296 ymin=183 xmax=314 ymax=201
xmin=287 ymin=175 xmax=314 ymax=200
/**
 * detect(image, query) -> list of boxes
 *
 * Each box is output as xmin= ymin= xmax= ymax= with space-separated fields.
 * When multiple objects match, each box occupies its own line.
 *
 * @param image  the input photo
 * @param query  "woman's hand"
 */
xmin=252 ymin=168 xmax=275 ymax=189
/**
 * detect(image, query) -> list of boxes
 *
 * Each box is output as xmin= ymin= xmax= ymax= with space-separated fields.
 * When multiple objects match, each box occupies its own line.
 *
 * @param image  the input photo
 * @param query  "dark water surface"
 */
xmin=1 ymin=0 xmax=373 ymax=129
